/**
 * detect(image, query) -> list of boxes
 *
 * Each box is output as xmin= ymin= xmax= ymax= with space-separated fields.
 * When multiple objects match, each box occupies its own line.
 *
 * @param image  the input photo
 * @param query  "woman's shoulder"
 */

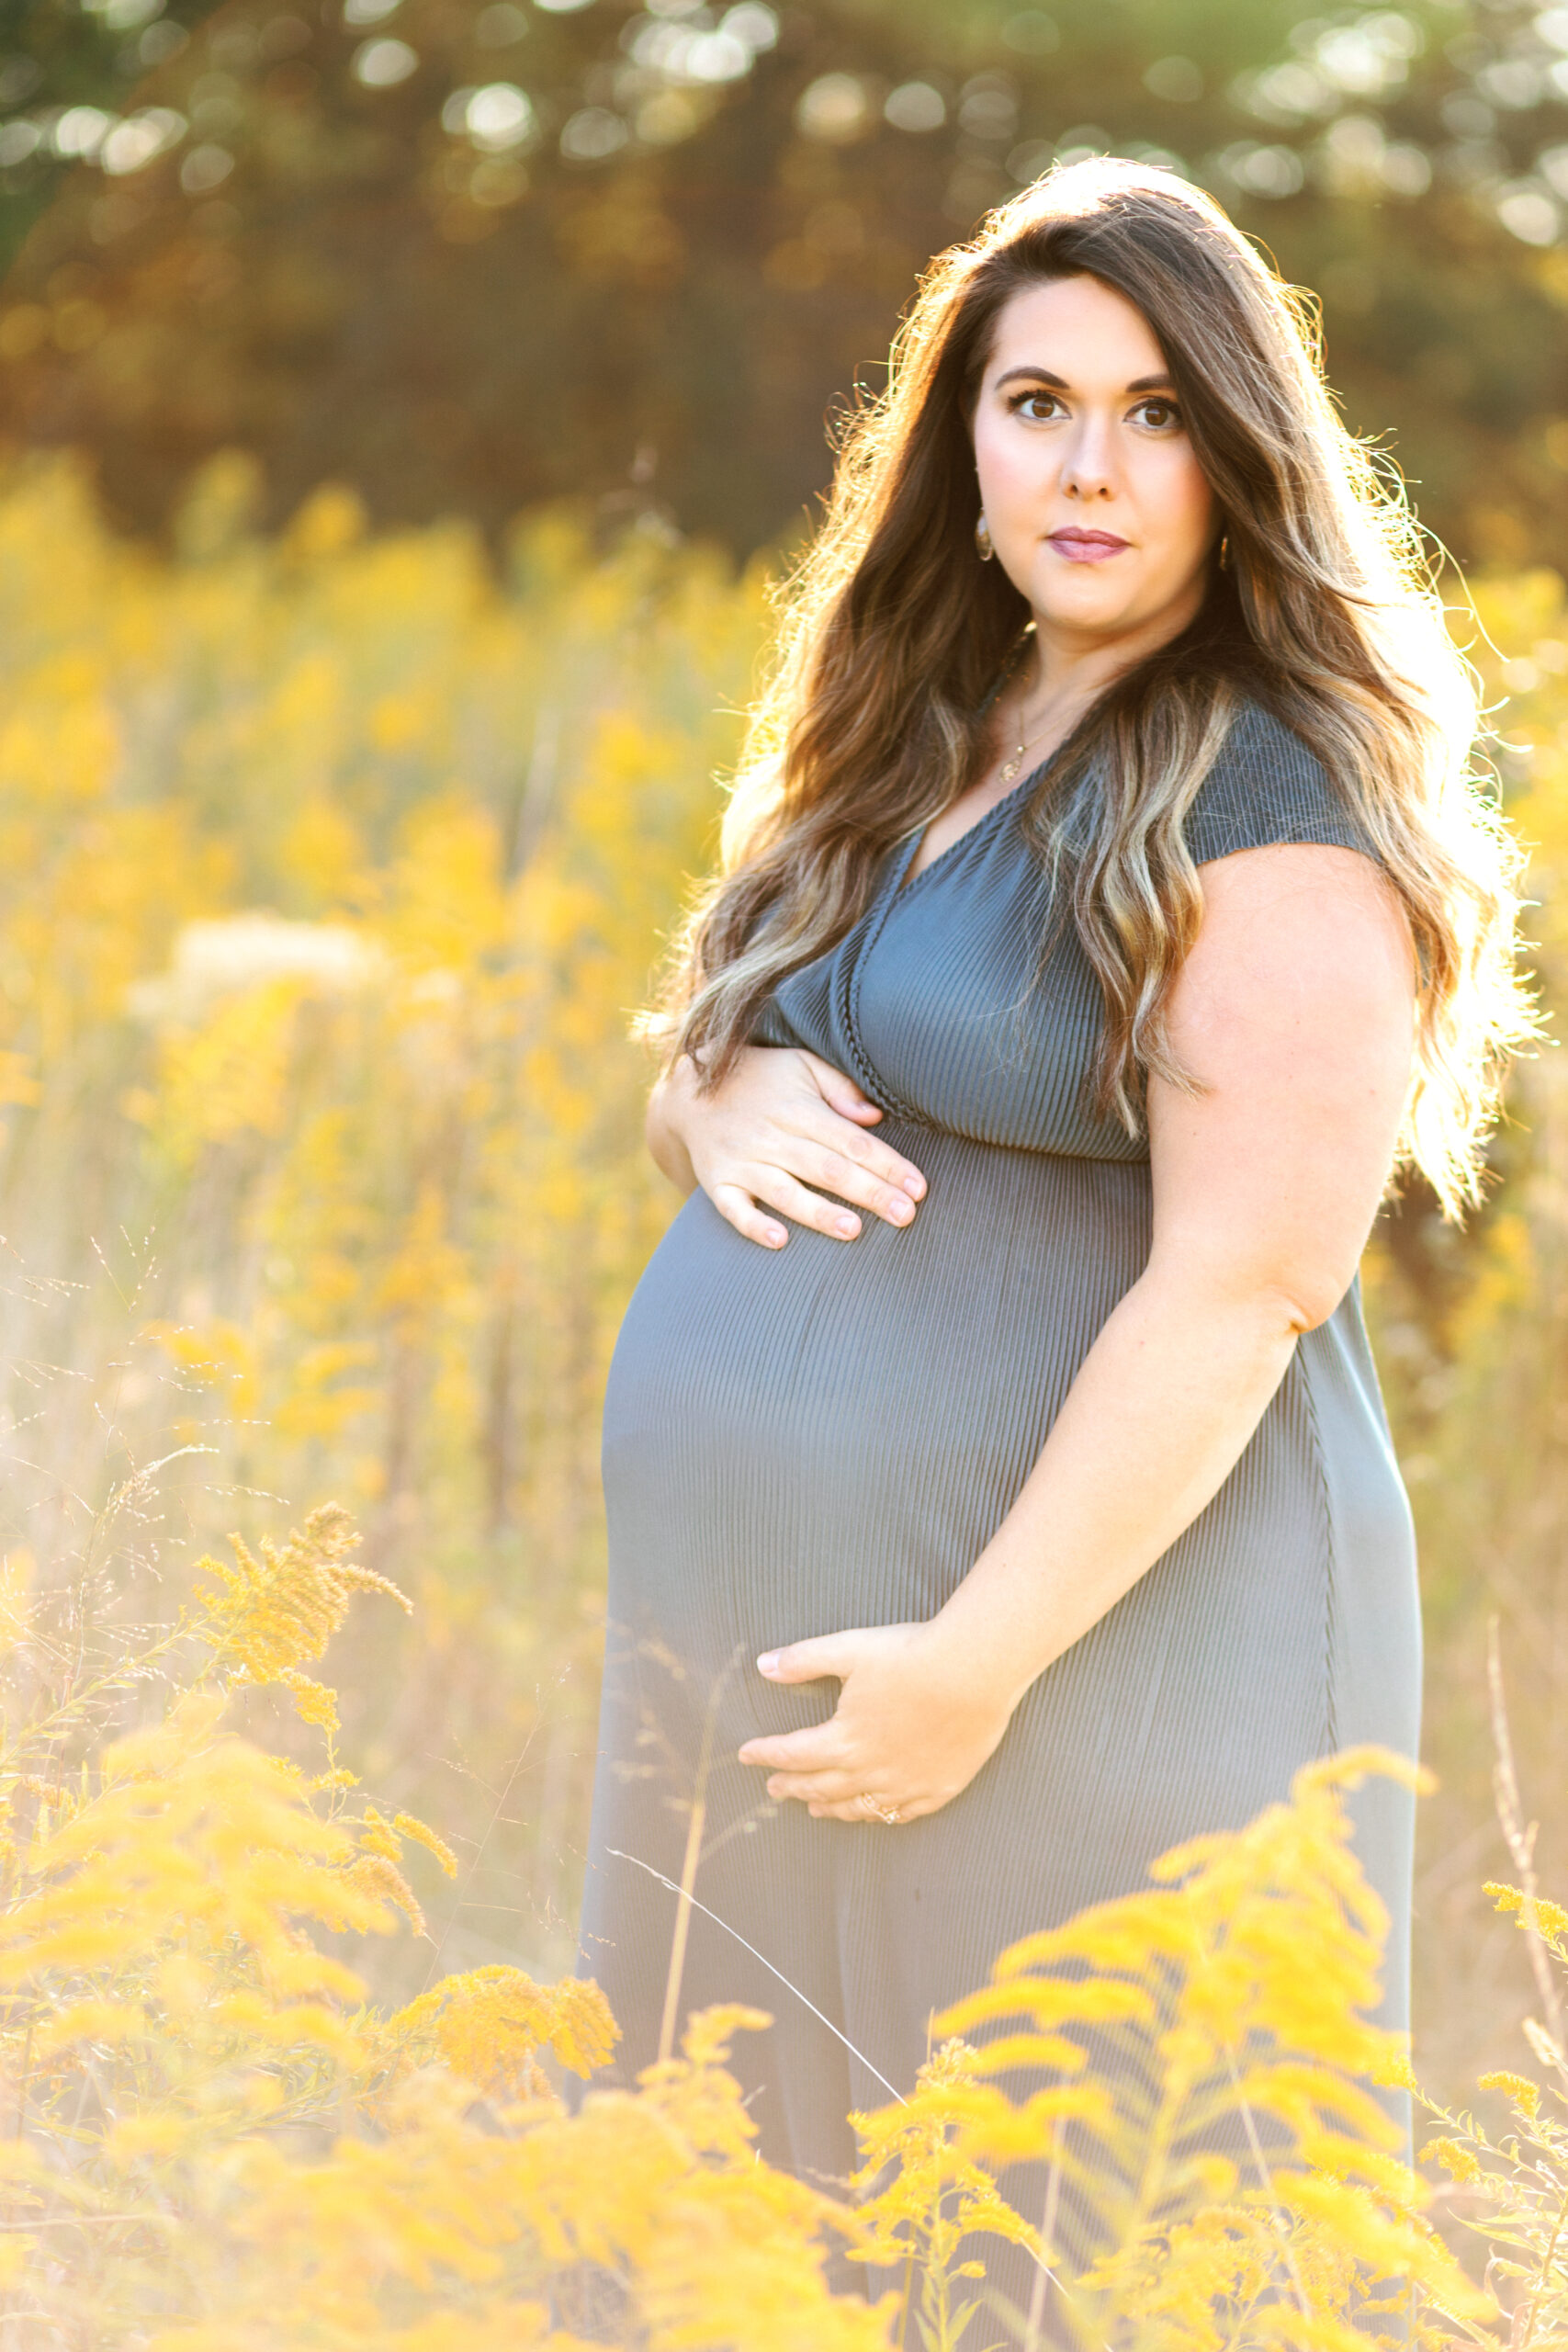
xmin=1182 ymin=696 xmax=1378 ymax=869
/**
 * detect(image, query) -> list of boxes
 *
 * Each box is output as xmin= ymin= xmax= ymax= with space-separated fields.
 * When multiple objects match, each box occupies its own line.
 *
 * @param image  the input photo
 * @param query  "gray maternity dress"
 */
xmin=577 ymin=699 xmax=1419 ymax=2222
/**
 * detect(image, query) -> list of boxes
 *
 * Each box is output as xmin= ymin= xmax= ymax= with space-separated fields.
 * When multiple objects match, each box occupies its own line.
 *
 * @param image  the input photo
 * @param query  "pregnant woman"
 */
xmin=576 ymin=162 xmax=1525 ymax=2236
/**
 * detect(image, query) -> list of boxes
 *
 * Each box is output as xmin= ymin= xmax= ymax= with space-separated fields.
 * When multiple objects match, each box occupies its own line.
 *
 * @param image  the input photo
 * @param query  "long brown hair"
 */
xmin=647 ymin=159 xmax=1531 ymax=1216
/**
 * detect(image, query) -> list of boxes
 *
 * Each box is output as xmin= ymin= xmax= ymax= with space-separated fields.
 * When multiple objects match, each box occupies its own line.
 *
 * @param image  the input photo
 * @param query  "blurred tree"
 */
xmin=0 ymin=0 xmax=217 ymax=268
xmin=0 ymin=0 xmax=1566 ymax=563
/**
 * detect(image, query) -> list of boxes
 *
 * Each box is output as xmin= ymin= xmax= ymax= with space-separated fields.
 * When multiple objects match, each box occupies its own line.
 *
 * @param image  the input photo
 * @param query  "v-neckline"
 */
xmin=837 ymin=741 xmax=1061 ymax=1123
xmin=890 ymin=743 xmax=1057 ymax=905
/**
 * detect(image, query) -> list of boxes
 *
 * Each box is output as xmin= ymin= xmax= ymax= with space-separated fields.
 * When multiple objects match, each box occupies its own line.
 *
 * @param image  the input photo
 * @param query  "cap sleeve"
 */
xmin=1182 ymin=701 xmax=1380 ymax=868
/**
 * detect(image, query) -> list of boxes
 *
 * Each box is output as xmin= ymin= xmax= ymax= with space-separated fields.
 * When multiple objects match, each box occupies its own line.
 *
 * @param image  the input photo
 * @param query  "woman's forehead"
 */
xmin=985 ymin=275 xmax=1167 ymax=382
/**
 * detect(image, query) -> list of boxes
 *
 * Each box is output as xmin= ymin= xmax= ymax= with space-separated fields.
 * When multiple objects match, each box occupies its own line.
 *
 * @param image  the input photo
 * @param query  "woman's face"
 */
xmin=971 ymin=273 xmax=1220 ymax=656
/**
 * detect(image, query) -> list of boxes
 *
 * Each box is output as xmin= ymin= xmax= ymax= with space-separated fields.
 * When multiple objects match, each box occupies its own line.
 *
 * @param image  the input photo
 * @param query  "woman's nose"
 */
xmin=1061 ymin=417 xmax=1117 ymax=501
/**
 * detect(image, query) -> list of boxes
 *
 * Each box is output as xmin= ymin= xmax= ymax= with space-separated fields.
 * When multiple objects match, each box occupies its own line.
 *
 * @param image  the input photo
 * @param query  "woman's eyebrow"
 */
xmin=992 ymin=365 xmax=1177 ymax=393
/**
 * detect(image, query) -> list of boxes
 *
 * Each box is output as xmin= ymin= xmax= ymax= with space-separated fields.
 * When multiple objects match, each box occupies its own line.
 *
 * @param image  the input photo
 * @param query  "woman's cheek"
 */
xmin=1167 ymin=454 xmax=1219 ymax=554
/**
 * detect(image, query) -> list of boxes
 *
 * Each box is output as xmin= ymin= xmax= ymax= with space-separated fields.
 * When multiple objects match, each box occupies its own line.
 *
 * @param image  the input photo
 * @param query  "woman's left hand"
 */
xmin=737 ymin=1623 xmax=1017 ymax=1824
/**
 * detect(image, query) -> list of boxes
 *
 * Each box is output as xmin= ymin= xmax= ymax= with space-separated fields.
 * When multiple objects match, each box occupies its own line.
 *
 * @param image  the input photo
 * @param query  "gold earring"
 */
xmin=976 ymin=514 xmax=995 ymax=561
xmin=1217 ymin=533 xmax=1231 ymax=571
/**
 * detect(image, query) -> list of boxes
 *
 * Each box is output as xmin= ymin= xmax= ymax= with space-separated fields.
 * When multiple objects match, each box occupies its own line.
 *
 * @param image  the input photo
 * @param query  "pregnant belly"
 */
xmin=602 ymin=1124 xmax=1152 ymax=1657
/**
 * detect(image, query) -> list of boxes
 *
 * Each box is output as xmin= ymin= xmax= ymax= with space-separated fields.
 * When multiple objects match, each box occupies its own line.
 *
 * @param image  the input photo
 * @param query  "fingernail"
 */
xmin=888 ymin=1196 xmax=913 ymax=1226
xmin=757 ymin=1652 xmax=781 ymax=1676
xmin=765 ymin=1226 xmax=786 ymax=1248
xmin=906 ymin=1174 xmax=926 ymax=1199
xmin=835 ymin=1214 xmax=858 ymax=1238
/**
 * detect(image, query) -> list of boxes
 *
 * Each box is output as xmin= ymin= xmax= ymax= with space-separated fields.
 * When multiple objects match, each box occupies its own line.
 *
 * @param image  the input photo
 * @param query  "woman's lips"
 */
xmin=1047 ymin=529 xmax=1130 ymax=563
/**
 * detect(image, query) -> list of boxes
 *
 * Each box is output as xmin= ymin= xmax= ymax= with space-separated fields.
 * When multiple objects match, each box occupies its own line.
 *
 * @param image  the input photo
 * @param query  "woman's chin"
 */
xmin=1028 ymin=582 xmax=1150 ymax=637
xmin=1026 ymin=568 xmax=1202 ymax=646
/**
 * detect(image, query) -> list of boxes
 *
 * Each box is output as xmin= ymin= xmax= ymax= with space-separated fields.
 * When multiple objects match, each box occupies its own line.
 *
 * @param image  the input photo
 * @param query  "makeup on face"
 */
xmin=971 ymin=276 xmax=1217 ymax=646
xmin=1047 ymin=526 xmax=1131 ymax=562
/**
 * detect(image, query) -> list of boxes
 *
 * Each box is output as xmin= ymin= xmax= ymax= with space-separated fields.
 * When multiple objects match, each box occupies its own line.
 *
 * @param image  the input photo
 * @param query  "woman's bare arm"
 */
xmin=739 ymin=842 xmax=1417 ymax=1821
xmin=645 ymin=1059 xmax=701 ymax=1196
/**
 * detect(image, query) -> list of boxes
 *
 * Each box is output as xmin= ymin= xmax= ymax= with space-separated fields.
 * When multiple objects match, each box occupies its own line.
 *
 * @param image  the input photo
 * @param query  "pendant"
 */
xmin=998 ymin=752 xmax=1022 ymax=784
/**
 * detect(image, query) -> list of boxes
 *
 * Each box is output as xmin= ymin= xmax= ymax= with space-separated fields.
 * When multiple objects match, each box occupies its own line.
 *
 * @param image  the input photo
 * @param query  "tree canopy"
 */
xmin=3 ymin=0 xmax=1568 ymax=562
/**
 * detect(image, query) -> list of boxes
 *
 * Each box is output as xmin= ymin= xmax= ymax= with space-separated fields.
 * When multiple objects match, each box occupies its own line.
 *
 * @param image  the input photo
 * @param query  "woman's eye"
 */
xmin=1009 ymin=391 xmax=1062 ymax=422
xmin=1132 ymin=399 xmax=1181 ymax=431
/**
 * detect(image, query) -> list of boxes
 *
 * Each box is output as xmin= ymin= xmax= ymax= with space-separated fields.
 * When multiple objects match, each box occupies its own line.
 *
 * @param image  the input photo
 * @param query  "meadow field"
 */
xmin=1 ymin=451 xmax=1567 ymax=2341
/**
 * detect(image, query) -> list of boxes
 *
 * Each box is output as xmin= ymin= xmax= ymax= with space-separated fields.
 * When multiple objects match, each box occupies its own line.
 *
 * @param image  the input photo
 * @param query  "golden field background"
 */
xmin=1 ymin=449 xmax=1563 ymax=2052
xmin=12 ymin=0 xmax=1568 ymax=2333
xmin=2 ymin=450 xmax=1568 ymax=2339
xmin=0 ymin=452 xmax=757 ymax=1994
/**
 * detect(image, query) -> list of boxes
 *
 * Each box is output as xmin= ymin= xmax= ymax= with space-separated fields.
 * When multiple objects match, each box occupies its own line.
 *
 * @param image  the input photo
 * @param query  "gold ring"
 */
xmin=857 ymin=1792 xmax=901 ymax=1824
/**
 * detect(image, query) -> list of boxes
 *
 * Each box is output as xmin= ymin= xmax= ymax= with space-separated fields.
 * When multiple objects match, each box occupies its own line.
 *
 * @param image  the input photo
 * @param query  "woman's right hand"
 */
xmin=648 ymin=1048 xmax=927 ymax=1250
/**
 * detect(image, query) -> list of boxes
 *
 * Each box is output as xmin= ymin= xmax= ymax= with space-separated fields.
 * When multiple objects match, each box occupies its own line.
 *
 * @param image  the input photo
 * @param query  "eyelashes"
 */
xmin=1006 ymin=390 xmax=1063 ymax=421
xmin=1004 ymin=390 xmax=1184 ymax=431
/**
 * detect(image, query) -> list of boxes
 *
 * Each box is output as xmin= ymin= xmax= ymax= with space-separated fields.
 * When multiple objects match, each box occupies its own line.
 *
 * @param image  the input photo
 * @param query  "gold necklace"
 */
xmin=988 ymin=629 xmax=1054 ymax=786
xmin=997 ymin=697 xmax=1055 ymax=786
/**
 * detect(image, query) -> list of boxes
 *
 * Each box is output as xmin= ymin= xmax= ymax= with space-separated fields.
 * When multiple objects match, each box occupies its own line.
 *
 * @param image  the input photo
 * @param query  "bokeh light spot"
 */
xmin=1479 ymin=59 xmax=1544 ymax=110
xmin=1381 ymin=142 xmax=1431 ymax=198
xmin=180 ymin=143 xmax=235 ymax=195
xmin=958 ymin=76 xmax=1019 ymax=142
xmin=684 ymin=32 xmax=749 ymax=81
xmin=721 ymin=4 xmax=778 ymax=52
xmin=0 ymin=123 xmax=43 ymax=167
xmin=466 ymin=83 xmax=535 ymax=151
xmin=1498 ymin=185 xmax=1561 ymax=245
xmin=139 ymin=21 xmax=187 ymax=63
xmin=795 ymin=74 xmax=871 ymax=143
xmin=1144 ymin=56 xmax=1203 ymax=104
xmin=1008 ymin=137 xmax=1054 ymax=182
xmin=353 ymin=38 xmax=419 ymax=87
xmin=53 ymin=107 xmax=115 ymax=162
xmin=476 ymin=3 xmax=528 ymax=44
xmin=99 ymin=0 xmax=164 ymax=29
xmin=1219 ymin=140 xmax=1304 ymax=198
xmin=1054 ymin=123 xmax=1110 ymax=164
xmin=885 ymin=82 xmax=945 ymax=134
xmin=560 ymin=107 xmax=629 ymax=160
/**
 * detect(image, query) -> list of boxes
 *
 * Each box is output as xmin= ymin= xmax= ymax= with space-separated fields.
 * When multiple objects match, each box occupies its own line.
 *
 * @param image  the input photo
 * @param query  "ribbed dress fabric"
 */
xmin=576 ymin=701 xmax=1421 ymax=2276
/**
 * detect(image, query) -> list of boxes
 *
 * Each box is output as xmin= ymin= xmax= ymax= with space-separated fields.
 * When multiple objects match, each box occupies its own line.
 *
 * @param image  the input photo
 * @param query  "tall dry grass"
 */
xmin=0 ymin=1475 xmax=1514 ymax=2348
xmin=0 ymin=455 xmax=1564 ymax=2338
xmin=0 ymin=452 xmax=762 ymax=2003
